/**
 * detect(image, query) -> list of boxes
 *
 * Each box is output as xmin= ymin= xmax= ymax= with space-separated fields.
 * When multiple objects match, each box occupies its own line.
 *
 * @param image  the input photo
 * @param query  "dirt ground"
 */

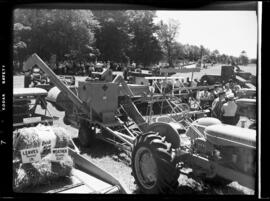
xmin=12 ymin=64 xmax=256 ymax=195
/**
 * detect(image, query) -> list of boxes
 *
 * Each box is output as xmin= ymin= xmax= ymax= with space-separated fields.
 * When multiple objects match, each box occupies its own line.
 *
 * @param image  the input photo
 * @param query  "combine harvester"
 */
xmin=23 ymin=54 xmax=256 ymax=194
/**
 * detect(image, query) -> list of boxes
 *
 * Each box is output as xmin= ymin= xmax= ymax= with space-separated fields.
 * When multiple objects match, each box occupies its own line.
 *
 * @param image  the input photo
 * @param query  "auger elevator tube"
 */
xmin=24 ymin=53 xmax=90 ymax=116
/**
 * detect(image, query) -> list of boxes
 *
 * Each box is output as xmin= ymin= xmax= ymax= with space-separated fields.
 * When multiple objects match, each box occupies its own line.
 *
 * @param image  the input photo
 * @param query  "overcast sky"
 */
xmin=154 ymin=11 xmax=257 ymax=59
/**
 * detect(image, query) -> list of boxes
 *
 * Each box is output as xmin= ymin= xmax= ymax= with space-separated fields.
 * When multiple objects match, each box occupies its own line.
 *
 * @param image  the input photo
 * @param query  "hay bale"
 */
xmin=13 ymin=125 xmax=74 ymax=192
xmin=13 ymin=154 xmax=73 ymax=192
xmin=51 ymin=127 xmax=70 ymax=148
xmin=13 ymin=125 xmax=71 ymax=160
xmin=13 ymin=127 xmax=41 ymax=159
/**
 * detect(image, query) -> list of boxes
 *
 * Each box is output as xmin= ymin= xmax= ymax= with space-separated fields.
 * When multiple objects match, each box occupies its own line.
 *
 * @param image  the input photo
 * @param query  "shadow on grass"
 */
xmin=73 ymin=137 xmax=131 ymax=166
xmin=73 ymin=137 xmax=121 ymax=157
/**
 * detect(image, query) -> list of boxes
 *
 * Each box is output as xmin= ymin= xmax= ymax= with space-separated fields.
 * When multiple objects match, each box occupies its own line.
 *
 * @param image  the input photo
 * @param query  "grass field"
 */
xmin=12 ymin=64 xmax=256 ymax=195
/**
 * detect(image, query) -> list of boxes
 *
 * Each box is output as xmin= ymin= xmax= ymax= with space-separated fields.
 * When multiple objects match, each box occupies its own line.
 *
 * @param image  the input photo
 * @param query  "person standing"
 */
xmin=224 ymin=83 xmax=233 ymax=97
xmin=221 ymin=94 xmax=239 ymax=125
xmin=213 ymin=85 xmax=220 ymax=99
xmin=24 ymin=70 xmax=32 ymax=88
xmin=123 ymin=66 xmax=128 ymax=80
xmin=211 ymin=91 xmax=226 ymax=120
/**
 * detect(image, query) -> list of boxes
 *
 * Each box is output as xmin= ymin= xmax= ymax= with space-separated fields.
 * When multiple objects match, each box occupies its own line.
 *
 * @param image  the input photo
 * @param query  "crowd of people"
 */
xmin=197 ymin=80 xmax=245 ymax=125
xmin=52 ymin=61 xmax=128 ymax=76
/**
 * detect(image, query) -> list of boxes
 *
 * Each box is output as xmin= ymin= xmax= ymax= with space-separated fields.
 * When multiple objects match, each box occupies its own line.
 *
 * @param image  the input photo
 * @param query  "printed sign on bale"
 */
xmin=20 ymin=148 xmax=41 ymax=163
xmin=51 ymin=147 xmax=69 ymax=162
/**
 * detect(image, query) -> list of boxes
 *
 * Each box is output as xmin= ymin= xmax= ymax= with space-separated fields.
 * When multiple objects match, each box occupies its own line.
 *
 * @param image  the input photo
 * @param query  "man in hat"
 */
xmin=211 ymin=90 xmax=226 ymax=120
xmin=213 ymin=85 xmax=220 ymax=99
xmin=221 ymin=93 xmax=239 ymax=125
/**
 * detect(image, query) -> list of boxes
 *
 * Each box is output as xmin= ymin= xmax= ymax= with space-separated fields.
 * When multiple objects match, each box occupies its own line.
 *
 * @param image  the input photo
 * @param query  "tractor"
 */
xmin=13 ymin=87 xmax=56 ymax=129
xmin=23 ymin=54 xmax=256 ymax=194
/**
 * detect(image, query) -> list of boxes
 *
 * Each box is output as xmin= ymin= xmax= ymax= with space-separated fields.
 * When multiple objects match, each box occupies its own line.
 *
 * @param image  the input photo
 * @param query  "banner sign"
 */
xmin=20 ymin=148 xmax=41 ymax=164
xmin=51 ymin=147 xmax=69 ymax=162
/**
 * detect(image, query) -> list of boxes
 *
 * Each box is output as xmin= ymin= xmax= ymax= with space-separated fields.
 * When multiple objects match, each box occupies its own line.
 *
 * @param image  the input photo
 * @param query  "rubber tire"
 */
xmin=131 ymin=132 xmax=179 ymax=194
xmin=146 ymin=122 xmax=181 ymax=149
xmin=78 ymin=120 xmax=96 ymax=147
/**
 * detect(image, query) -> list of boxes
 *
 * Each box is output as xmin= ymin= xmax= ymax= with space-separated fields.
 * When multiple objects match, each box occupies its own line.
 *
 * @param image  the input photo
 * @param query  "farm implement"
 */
xmin=23 ymin=53 xmax=256 ymax=194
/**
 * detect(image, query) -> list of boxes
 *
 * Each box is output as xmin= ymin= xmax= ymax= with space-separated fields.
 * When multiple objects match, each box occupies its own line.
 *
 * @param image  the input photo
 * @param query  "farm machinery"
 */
xmin=13 ymin=89 xmax=128 ymax=193
xmin=13 ymin=87 xmax=56 ymax=129
xmin=23 ymin=53 xmax=256 ymax=194
xmin=199 ymin=65 xmax=256 ymax=89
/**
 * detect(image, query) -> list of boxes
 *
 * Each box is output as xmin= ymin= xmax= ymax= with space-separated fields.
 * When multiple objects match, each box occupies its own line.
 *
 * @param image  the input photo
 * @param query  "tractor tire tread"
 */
xmin=131 ymin=132 xmax=179 ymax=194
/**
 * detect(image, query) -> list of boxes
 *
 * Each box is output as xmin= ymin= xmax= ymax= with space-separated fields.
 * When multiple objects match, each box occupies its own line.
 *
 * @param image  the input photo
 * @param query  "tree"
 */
xmin=156 ymin=19 xmax=180 ymax=67
xmin=13 ymin=22 xmax=31 ymax=72
xmin=239 ymin=50 xmax=249 ymax=65
xmin=250 ymin=58 xmax=257 ymax=64
xmin=13 ymin=9 xmax=99 ymax=70
xmin=210 ymin=49 xmax=220 ymax=63
xmin=125 ymin=10 xmax=162 ymax=67
xmin=93 ymin=10 xmax=130 ymax=63
xmin=170 ymin=42 xmax=185 ymax=65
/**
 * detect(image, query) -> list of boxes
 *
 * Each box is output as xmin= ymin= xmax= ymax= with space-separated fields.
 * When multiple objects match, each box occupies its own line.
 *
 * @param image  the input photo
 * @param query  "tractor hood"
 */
xmin=205 ymin=124 xmax=256 ymax=149
xmin=13 ymin=87 xmax=48 ymax=97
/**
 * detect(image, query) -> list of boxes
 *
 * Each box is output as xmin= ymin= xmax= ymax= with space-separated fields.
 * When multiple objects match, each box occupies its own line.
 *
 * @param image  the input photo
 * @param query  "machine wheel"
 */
xmin=131 ymin=132 xmax=179 ymax=194
xmin=146 ymin=122 xmax=181 ymax=149
xmin=78 ymin=120 xmax=96 ymax=147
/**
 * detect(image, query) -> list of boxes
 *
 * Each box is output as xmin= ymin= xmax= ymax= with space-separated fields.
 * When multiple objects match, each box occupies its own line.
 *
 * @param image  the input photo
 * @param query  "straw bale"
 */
xmin=13 ymin=154 xmax=73 ymax=192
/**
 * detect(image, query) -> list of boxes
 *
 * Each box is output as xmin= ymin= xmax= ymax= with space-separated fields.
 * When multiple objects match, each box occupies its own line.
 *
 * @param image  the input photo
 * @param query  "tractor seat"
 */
xmin=205 ymin=124 xmax=256 ymax=149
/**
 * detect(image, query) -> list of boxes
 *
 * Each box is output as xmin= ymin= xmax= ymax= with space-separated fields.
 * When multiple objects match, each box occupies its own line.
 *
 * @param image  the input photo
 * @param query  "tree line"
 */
xmin=13 ymin=9 xmax=254 ymax=73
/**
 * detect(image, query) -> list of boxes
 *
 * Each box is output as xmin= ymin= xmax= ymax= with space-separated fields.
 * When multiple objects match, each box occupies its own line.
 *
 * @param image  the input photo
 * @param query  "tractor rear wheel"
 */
xmin=131 ymin=132 xmax=179 ymax=194
xmin=78 ymin=120 xmax=96 ymax=147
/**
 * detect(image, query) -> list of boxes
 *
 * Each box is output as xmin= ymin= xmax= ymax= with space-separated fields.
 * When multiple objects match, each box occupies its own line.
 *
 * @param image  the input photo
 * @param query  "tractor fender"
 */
xmin=192 ymin=117 xmax=222 ymax=127
xmin=146 ymin=122 xmax=180 ymax=148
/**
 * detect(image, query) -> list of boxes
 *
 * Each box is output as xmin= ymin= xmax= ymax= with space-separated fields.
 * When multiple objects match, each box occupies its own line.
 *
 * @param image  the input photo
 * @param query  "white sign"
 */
xmin=51 ymin=147 xmax=69 ymax=162
xmin=35 ymin=125 xmax=56 ymax=153
xmin=20 ymin=148 xmax=41 ymax=164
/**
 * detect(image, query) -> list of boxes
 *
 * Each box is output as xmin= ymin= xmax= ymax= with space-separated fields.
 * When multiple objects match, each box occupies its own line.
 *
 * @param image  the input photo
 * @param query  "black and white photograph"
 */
xmin=7 ymin=1 xmax=261 ymax=196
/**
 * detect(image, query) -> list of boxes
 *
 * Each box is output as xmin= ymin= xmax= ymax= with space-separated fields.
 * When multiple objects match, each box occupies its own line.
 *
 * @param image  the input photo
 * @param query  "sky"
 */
xmin=154 ymin=11 xmax=257 ymax=59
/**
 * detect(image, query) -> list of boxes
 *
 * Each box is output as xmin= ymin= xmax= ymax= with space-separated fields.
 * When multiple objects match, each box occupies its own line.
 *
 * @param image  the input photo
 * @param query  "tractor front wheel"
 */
xmin=131 ymin=132 xmax=179 ymax=194
xmin=78 ymin=120 xmax=96 ymax=147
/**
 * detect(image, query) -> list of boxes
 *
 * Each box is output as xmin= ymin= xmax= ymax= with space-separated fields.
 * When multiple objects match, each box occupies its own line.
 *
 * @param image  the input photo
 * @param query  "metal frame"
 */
xmin=13 ymin=91 xmax=54 ymax=128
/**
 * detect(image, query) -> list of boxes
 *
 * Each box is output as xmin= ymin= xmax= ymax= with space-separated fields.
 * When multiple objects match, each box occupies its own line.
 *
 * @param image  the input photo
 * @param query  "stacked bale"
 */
xmin=13 ymin=125 xmax=73 ymax=192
